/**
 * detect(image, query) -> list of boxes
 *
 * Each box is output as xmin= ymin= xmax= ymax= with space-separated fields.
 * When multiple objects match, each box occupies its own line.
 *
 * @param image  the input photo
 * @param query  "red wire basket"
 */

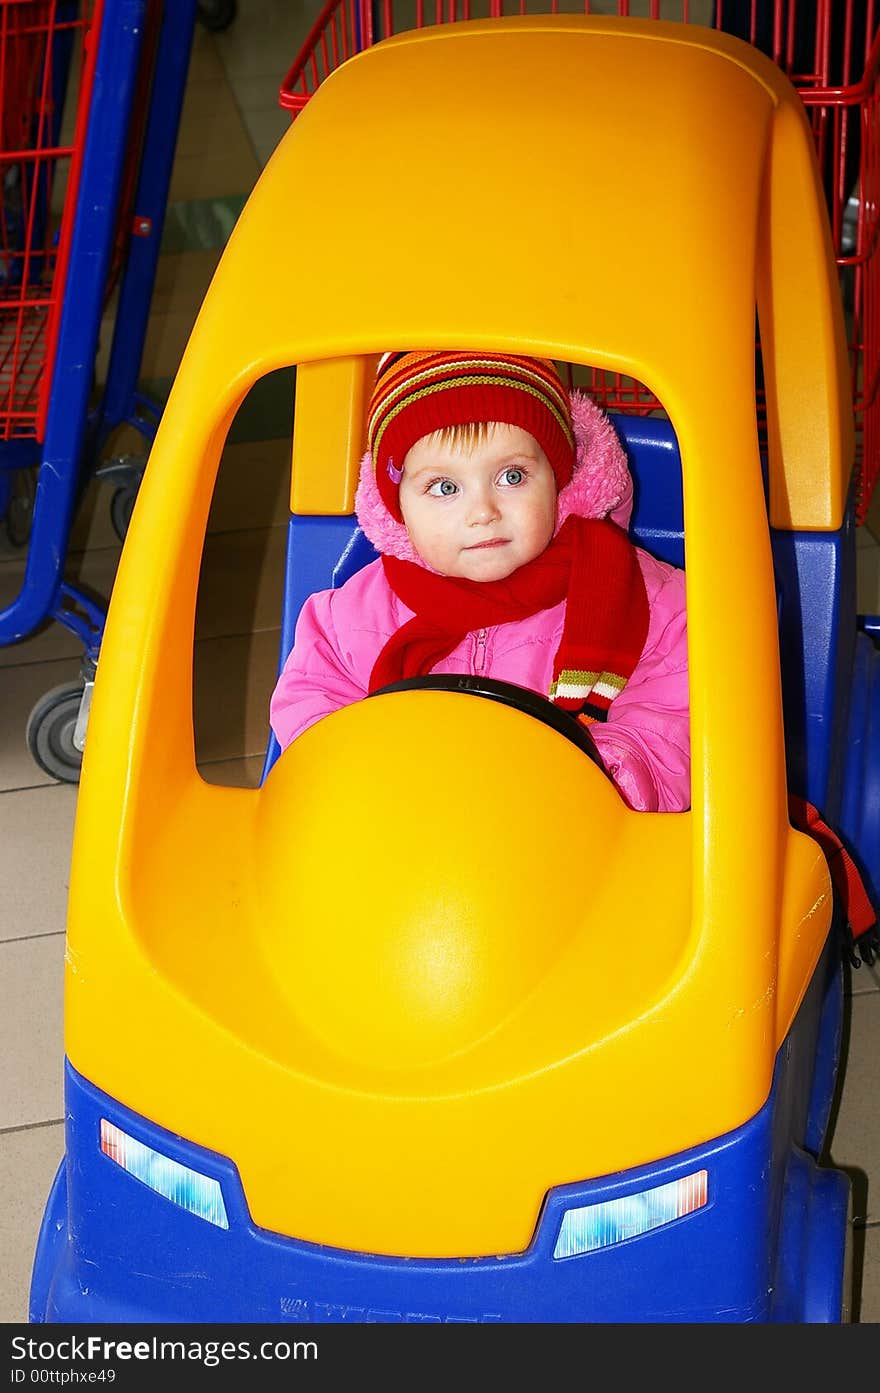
xmin=0 ymin=0 xmax=101 ymax=443
xmin=280 ymin=1 xmax=880 ymax=522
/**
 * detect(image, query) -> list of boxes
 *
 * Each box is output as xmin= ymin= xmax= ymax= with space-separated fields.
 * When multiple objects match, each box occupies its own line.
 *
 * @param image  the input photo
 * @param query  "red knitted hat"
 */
xmin=367 ymin=351 xmax=576 ymax=521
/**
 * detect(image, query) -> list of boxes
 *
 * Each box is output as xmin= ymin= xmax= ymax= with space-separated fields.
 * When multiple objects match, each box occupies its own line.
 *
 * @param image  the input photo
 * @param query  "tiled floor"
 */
xmin=2 ymin=0 xmax=880 ymax=1326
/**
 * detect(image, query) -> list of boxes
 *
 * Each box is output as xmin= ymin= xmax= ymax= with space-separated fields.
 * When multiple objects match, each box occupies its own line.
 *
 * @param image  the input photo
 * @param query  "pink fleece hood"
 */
xmin=354 ymin=389 xmax=633 ymax=564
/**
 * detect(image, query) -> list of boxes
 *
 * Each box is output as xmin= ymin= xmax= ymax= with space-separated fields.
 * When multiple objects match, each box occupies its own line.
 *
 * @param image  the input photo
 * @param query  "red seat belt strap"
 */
xmin=789 ymin=796 xmax=877 ymax=961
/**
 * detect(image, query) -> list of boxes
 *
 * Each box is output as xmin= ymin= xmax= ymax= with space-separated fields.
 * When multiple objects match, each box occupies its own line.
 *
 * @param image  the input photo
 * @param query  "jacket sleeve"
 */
xmin=590 ymin=554 xmax=690 ymax=813
xmin=269 ymin=584 xmax=373 ymax=751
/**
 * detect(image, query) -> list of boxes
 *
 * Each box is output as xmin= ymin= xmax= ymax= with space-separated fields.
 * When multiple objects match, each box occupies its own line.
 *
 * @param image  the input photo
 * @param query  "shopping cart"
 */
xmin=89 ymin=0 xmax=200 ymax=542
xmin=0 ymin=0 xmax=200 ymax=782
xmin=280 ymin=0 xmax=880 ymax=524
xmin=91 ymin=0 xmax=234 ymax=540
xmin=28 ymin=16 xmax=871 ymax=1322
xmin=0 ymin=1 xmax=94 ymax=532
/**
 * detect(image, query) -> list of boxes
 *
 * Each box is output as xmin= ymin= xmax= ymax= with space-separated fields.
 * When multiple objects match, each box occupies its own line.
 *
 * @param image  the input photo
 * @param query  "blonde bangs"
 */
xmin=427 ymin=421 xmax=496 ymax=453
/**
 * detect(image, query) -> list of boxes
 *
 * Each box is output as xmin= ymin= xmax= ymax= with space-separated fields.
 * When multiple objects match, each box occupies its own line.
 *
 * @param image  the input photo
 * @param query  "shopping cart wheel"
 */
xmin=197 ymin=0 xmax=237 ymax=32
xmin=0 ymin=466 xmax=37 ymax=551
xmin=26 ymin=681 xmax=87 ymax=783
xmin=111 ymin=484 xmax=138 ymax=542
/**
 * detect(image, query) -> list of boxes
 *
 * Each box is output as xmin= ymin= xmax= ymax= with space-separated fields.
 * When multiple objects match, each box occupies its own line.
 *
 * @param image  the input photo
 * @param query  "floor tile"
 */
xmin=0 ymin=936 xmax=65 ymax=1130
xmin=2 ymin=517 xmax=287 ymax=681
xmin=38 ymin=521 xmax=283 ymax=649
xmin=0 ymin=585 xmax=99 ymax=670
xmin=149 ymin=247 xmax=224 ymax=311
xmin=196 ymin=525 xmax=286 ymax=640
xmin=137 ymin=306 xmax=213 ymax=382
xmin=92 ymin=279 xmax=182 ymax=399
xmin=135 ymin=365 xmax=295 ymax=445
xmin=227 ymin=71 xmax=298 ymax=115
xmin=208 ymin=438 xmax=291 ymax=533
xmin=160 ymin=195 xmax=248 ymax=254
xmin=213 ymin=0 xmax=324 ymax=82
xmin=174 ymin=86 xmax=258 ymax=168
xmin=0 ymin=1123 xmax=65 ymax=1324
xmin=0 ymin=568 xmax=59 ymax=663
xmin=198 ymin=753 xmax=268 ymax=787
xmin=68 ymin=475 xmax=133 ymax=556
xmin=855 ymin=1224 xmax=880 ymax=1323
xmin=225 ymin=367 xmax=295 ymax=444
xmin=168 ymin=144 xmax=260 ymax=205
xmin=857 ymin=539 xmax=880 ymax=613
xmin=73 ymin=436 xmax=290 ymax=553
xmin=193 ymin=626 xmax=280 ymax=764
xmin=0 ymin=658 xmax=82 ymax=791
xmin=249 ymin=131 xmax=288 ymax=170
xmin=239 ymin=107 xmax=290 ymax=167
xmin=63 ymin=535 xmax=123 ymax=586
xmin=0 ymin=785 xmax=77 ymax=942
xmin=186 ymin=25 xmax=229 ymax=85
xmin=828 ymin=992 xmax=880 ymax=1225
xmin=848 ymin=957 xmax=880 ymax=997
xmin=0 ymin=518 xmax=123 ymax=599
xmin=0 ymin=618 xmax=82 ymax=671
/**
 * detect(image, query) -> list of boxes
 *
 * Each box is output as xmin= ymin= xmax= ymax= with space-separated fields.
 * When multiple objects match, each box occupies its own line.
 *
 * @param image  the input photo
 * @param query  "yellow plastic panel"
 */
xmin=254 ymin=695 xmax=688 ymax=1075
xmin=776 ymin=821 xmax=836 ymax=1041
xmin=757 ymin=97 xmax=854 ymax=528
xmin=290 ymin=356 xmax=378 ymax=514
xmin=271 ymin=17 xmax=851 ymax=530
xmin=65 ymin=18 xmax=837 ymax=1257
xmin=67 ymin=688 xmax=829 ymax=1256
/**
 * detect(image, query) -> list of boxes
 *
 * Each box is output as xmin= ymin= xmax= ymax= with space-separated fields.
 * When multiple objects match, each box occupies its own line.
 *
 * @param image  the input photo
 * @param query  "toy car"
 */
xmin=29 ymin=15 xmax=878 ymax=1322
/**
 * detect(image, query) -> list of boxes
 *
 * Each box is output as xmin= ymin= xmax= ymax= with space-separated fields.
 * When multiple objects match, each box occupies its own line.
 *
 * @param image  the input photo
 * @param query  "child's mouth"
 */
xmin=466 ymin=539 xmax=509 ymax=550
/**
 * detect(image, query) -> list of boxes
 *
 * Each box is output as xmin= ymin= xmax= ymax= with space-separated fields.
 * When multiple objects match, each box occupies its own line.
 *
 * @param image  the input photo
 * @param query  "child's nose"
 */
xmin=468 ymin=489 xmax=501 ymax=525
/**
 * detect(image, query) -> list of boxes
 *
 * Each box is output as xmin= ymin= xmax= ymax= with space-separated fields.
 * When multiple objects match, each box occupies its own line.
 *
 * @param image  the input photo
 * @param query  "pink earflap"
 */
xmin=560 ymin=390 xmax=633 ymax=530
xmin=354 ymin=389 xmax=634 ymax=565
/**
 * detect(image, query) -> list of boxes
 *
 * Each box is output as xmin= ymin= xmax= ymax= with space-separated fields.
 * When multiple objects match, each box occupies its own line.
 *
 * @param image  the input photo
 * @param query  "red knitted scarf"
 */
xmin=369 ymin=516 xmax=650 ymax=723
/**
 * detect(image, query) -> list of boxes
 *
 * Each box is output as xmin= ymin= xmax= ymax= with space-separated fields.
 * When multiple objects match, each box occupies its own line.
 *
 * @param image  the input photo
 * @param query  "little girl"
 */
xmin=269 ymin=350 xmax=690 ymax=812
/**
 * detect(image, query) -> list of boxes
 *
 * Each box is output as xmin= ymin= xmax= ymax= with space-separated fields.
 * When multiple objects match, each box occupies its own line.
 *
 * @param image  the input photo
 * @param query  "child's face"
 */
xmin=398 ymin=423 xmax=557 ymax=580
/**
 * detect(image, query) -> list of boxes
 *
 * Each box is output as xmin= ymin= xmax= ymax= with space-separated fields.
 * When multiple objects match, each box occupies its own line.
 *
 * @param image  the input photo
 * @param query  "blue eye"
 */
xmin=428 ymin=478 xmax=458 ymax=497
xmin=499 ymin=467 xmax=525 ymax=486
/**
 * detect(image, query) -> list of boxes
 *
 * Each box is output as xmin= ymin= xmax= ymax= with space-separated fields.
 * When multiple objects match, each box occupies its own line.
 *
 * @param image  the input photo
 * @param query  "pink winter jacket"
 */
xmin=270 ymin=393 xmax=690 ymax=813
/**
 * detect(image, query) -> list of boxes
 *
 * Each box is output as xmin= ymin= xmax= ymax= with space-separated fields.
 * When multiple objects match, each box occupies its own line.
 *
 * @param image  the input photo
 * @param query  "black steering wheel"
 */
xmin=368 ymin=675 xmax=609 ymax=773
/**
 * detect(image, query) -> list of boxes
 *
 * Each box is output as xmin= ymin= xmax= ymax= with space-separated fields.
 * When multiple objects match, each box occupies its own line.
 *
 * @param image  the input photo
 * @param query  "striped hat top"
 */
xmin=367 ymin=351 xmax=576 ymax=521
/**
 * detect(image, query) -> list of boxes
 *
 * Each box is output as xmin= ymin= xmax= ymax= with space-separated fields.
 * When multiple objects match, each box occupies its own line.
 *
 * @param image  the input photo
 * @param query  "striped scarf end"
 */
xmin=550 ymin=668 xmax=626 ymax=704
